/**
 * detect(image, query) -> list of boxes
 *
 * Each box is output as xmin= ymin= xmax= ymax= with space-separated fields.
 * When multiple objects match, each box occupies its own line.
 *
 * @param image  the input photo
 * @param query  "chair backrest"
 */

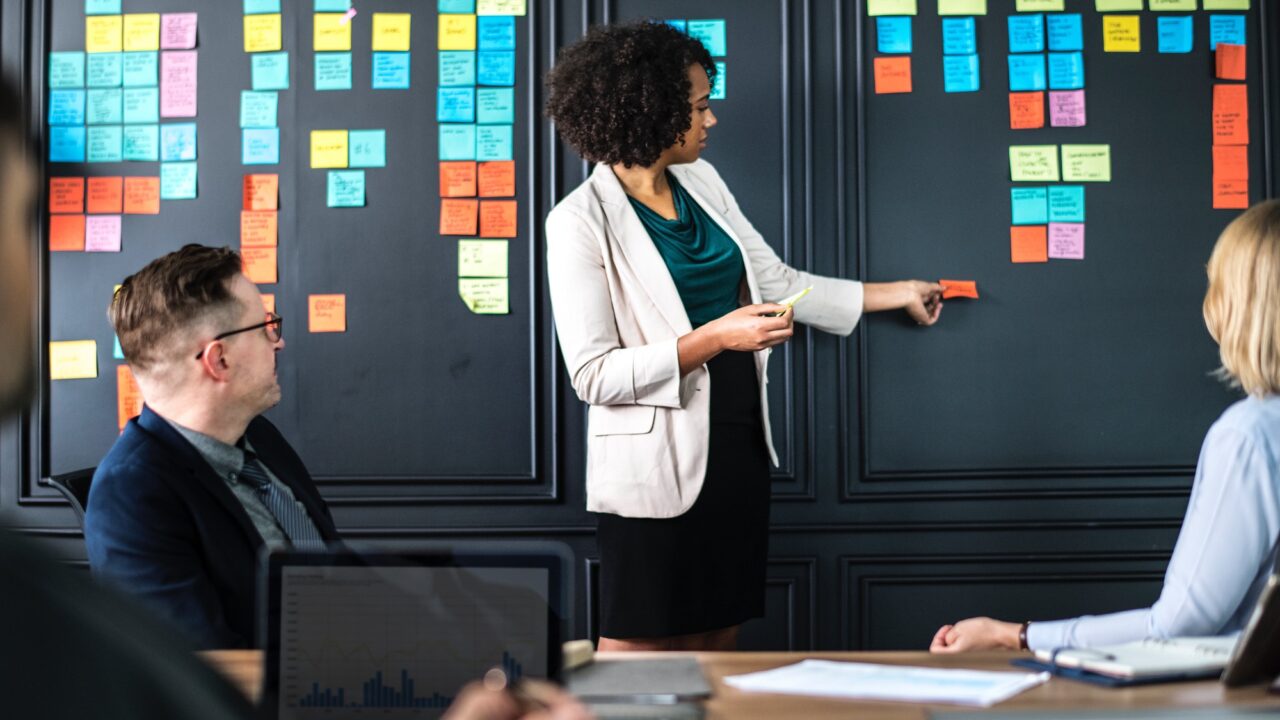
xmin=42 ymin=468 xmax=95 ymax=528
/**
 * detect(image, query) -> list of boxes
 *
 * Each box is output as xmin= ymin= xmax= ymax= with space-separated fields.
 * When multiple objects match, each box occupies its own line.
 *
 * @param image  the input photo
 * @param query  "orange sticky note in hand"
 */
xmin=1213 ymin=84 xmax=1248 ymax=146
xmin=123 ymin=177 xmax=160 ymax=214
xmin=308 ymin=294 xmax=347 ymax=333
xmin=1213 ymin=180 xmax=1249 ymax=210
xmin=439 ymin=162 xmax=477 ymax=197
xmin=1213 ymin=145 xmax=1248 ymax=181
xmin=1011 ymin=226 xmax=1048 ymax=263
xmin=261 ymin=293 xmax=276 ymax=314
xmin=242 ymin=246 xmax=278 ymax=284
xmin=479 ymin=200 xmax=517 ymax=238
xmin=240 ymin=210 xmax=278 ymax=248
xmin=50 ymin=214 xmax=86 ymax=252
xmin=478 ymin=161 xmax=516 ymax=197
xmin=50 ymin=178 xmax=84 ymax=213
xmin=939 ymin=279 xmax=979 ymax=299
xmin=1216 ymin=43 xmax=1246 ymax=81
xmin=1009 ymin=92 xmax=1044 ymax=130
xmin=873 ymin=56 xmax=912 ymax=94
xmin=440 ymin=198 xmax=479 ymax=235
xmin=116 ymin=364 xmax=143 ymax=431
xmin=243 ymin=174 xmax=279 ymax=211
xmin=87 ymin=176 xmax=123 ymax=214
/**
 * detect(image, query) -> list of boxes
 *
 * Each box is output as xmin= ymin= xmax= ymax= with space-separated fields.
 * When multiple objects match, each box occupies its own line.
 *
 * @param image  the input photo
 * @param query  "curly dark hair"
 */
xmin=545 ymin=21 xmax=716 ymax=168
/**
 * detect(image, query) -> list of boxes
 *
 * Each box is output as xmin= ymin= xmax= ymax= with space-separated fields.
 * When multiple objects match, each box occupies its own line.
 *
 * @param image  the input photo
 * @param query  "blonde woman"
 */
xmin=932 ymin=200 xmax=1280 ymax=654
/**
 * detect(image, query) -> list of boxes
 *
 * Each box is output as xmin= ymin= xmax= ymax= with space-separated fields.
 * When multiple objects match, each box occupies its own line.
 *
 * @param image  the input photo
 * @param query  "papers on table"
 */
xmin=722 ymin=660 xmax=1048 ymax=707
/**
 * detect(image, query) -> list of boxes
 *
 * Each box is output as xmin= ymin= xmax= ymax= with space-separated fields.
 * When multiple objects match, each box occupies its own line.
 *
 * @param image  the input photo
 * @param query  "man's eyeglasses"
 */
xmin=195 ymin=313 xmax=283 ymax=359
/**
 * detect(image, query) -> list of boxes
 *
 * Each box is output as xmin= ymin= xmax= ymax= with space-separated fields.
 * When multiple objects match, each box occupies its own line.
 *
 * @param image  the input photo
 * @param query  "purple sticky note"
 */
xmin=1049 ymin=89 xmax=1085 ymax=128
xmin=1048 ymin=222 xmax=1084 ymax=260
xmin=160 ymin=51 xmax=197 ymax=118
xmin=85 ymin=215 xmax=122 ymax=252
xmin=161 ymin=13 xmax=198 ymax=50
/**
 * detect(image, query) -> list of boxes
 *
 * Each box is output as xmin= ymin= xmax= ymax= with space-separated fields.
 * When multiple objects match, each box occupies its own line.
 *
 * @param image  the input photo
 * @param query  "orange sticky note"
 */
xmin=1215 ymin=43 xmax=1246 ymax=81
xmin=261 ymin=293 xmax=276 ymax=314
xmin=1213 ymin=180 xmax=1249 ymax=210
xmin=1008 ymin=92 xmax=1044 ymax=130
xmin=1010 ymin=226 xmax=1048 ymax=263
xmin=242 ymin=246 xmax=278 ymax=284
xmin=243 ymin=174 xmax=279 ymax=211
xmin=87 ymin=176 xmax=123 ymax=214
xmin=1213 ymin=145 xmax=1249 ymax=181
xmin=308 ymin=294 xmax=347 ymax=333
xmin=873 ymin=56 xmax=911 ymax=94
xmin=479 ymin=200 xmax=517 ymax=238
xmin=116 ymin=364 xmax=143 ymax=431
xmin=50 ymin=214 xmax=85 ymax=252
xmin=939 ymin=279 xmax=979 ymax=299
xmin=440 ymin=198 xmax=479 ymax=235
xmin=1212 ymin=84 xmax=1248 ymax=146
xmin=478 ymin=161 xmax=516 ymax=197
xmin=439 ymin=162 xmax=477 ymax=197
xmin=241 ymin=210 xmax=278 ymax=248
xmin=123 ymin=177 xmax=160 ymax=214
xmin=50 ymin=177 xmax=84 ymax=213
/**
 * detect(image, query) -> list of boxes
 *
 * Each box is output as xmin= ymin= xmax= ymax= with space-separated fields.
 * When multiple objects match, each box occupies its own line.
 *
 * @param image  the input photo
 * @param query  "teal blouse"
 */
xmin=627 ymin=173 xmax=744 ymax=328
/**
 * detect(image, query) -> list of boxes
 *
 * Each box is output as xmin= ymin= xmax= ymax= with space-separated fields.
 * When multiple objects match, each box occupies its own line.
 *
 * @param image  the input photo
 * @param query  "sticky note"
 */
xmin=160 ymin=122 xmax=196 ymax=161
xmin=1008 ymin=15 xmax=1045 ymax=54
xmin=1047 ymin=52 xmax=1084 ymax=90
xmin=87 ymin=16 xmax=124 ymax=53
xmin=942 ymin=17 xmax=976 ymax=55
xmin=261 ymin=294 xmax=276 ymax=314
xmin=1010 ymin=145 xmax=1059 ymax=181
xmin=1095 ymin=0 xmax=1142 ymax=9
xmin=1048 ymin=89 xmax=1086 ymax=127
xmin=48 ymin=89 xmax=86 ymax=125
xmin=308 ymin=295 xmax=347 ymax=332
xmin=315 ymin=52 xmax=353 ymax=90
xmin=241 ymin=210 xmax=277 ymax=247
xmin=49 ymin=127 xmax=87 ymax=163
xmin=1209 ymin=15 xmax=1245 ymax=52
xmin=245 ymin=14 xmax=283 ymax=53
xmin=459 ymin=239 xmax=507 ymax=277
xmin=372 ymin=13 xmax=412 ymax=51
xmin=873 ymin=56 xmax=912 ymax=94
xmin=440 ymin=198 xmax=479 ymax=234
xmin=1205 ymin=0 xmax=1249 ymax=7
xmin=1213 ymin=145 xmax=1248 ymax=180
xmin=49 ymin=215 xmax=86 ymax=251
xmin=242 ymin=128 xmax=280 ymax=165
xmin=1046 ymin=14 xmax=1083 ymax=51
xmin=476 ymin=0 xmax=526 ymax=14
xmin=160 ymin=50 xmax=197 ymax=117
xmin=251 ymin=52 xmax=290 ymax=90
xmin=161 ymin=13 xmax=198 ymax=50
xmin=1008 ymin=54 xmax=1046 ymax=91
xmin=240 ymin=90 xmax=278 ymax=128
xmin=477 ymin=16 xmax=516 ymax=51
xmin=1010 ymin=226 xmax=1048 ymax=263
xmin=87 ymin=176 xmax=123 ymax=213
xmin=122 ymin=87 xmax=159 ymax=123
xmin=477 ymin=125 xmax=512 ymax=161
xmin=326 ymin=170 xmax=365 ymax=207
xmin=372 ymin=52 xmax=411 ymax=89
xmin=123 ymin=13 xmax=160 ymax=51
xmin=1017 ymin=0 xmax=1063 ymax=9
xmin=122 ymin=51 xmax=158 ymax=86
xmin=1011 ymin=187 xmax=1048 ymax=225
xmin=711 ymin=62 xmax=726 ymax=100
xmin=243 ymin=174 xmax=279 ymax=211
xmin=114 ymin=334 xmax=124 ymax=361
xmin=440 ymin=124 xmax=476 ymax=160
xmin=876 ymin=17 xmax=912 ymax=54
xmin=311 ymin=130 xmax=349 ymax=168
xmin=439 ymin=87 xmax=476 ymax=122
xmin=1047 ymin=223 xmax=1084 ymax=259
xmin=440 ymin=51 xmax=476 ymax=86
xmin=867 ymin=0 xmax=917 ymax=15
xmin=49 ymin=52 xmax=85 ymax=88
xmin=1212 ymin=84 xmax=1248 ymax=145
xmin=1158 ymin=16 xmax=1194 ymax=53
xmin=160 ymin=161 xmax=197 ymax=199
xmin=476 ymin=87 xmax=514 ymax=124
xmin=1103 ymin=15 xmax=1140 ymax=52
xmin=244 ymin=0 xmax=281 ymax=13
xmin=939 ymin=280 xmax=979 ymax=299
xmin=241 ymin=247 xmax=277 ymax=284
xmin=87 ymin=0 xmax=121 ymax=14
xmin=315 ymin=0 xmax=350 ymax=10
xmin=1009 ymin=92 xmax=1044 ymax=129
xmin=440 ymin=0 xmax=476 ymax=11
xmin=87 ymin=125 xmax=123 ymax=162
xmin=479 ymin=199 xmax=517 ymax=237
xmin=1148 ymin=0 xmax=1196 ymax=9
xmin=440 ymin=14 xmax=477 ymax=50
xmin=688 ymin=19 xmax=727 ymax=56
xmin=478 ymin=51 xmax=515 ymax=86
xmin=117 ymin=364 xmax=143 ymax=430
xmin=1048 ymin=185 xmax=1084 ymax=222
xmin=87 ymin=53 xmax=122 ymax=87
xmin=50 ymin=341 xmax=98 ymax=379
xmin=348 ymin=129 xmax=386 ymax=168
xmin=1061 ymin=144 xmax=1111 ymax=182
xmin=478 ymin=160 xmax=515 ymax=197
xmin=1216 ymin=43 xmax=1246 ymax=80
xmin=943 ymin=55 xmax=980 ymax=93
xmin=50 ymin=178 xmax=85 ymax=213
xmin=85 ymin=214 xmax=121 ymax=252
xmin=440 ymin=162 xmax=477 ymax=196
xmin=1213 ymin=180 xmax=1249 ymax=209
xmin=938 ymin=0 xmax=986 ymax=15
xmin=458 ymin=279 xmax=508 ymax=314
xmin=124 ymin=176 xmax=160 ymax=214
xmin=313 ymin=13 xmax=350 ymax=51
xmin=87 ymin=88 xmax=122 ymax=124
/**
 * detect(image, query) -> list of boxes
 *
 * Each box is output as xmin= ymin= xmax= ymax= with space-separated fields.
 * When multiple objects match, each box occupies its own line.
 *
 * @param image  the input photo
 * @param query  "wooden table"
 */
xmin=201 ymin=650 xmax=1280 ymax=719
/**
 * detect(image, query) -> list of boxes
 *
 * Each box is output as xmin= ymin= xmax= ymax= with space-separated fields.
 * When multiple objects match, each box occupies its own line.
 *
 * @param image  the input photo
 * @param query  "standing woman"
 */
xmin=544 ymin=20 xmax=943 ymax=652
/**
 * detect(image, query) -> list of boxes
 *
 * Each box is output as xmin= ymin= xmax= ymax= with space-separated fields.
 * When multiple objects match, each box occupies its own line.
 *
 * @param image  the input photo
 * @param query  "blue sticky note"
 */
xmin=478 ymin=16 xmax=516 ymax=51
xmin=160 ymin=161 xmax=197 ymax=199
xmin=48 ymin=89 xmax=86 ymax=125
xmin=86 ymin=88 xmax=122 ymax=124
xmin=161 ymin=123 xmax=197 ymax=161
xmin=876 ymin=17 xmax=912 ymax=54
xmin=438 ymin=87 xmax=476 ymax=123
xmin=687 ymin=19 xmax=727 ymax=56
xmin=1046 ymin=14 xmax=1082 ymax=52
xmin=49 ymin=52 xmax=85 ymax=88
xmin=241 ymin=128 xmax=279 ymax=165
xmin=49 ymin=126 xmax=86 ymax=163
xmin=122 ymin=87 xmax=159 ymax=123
xmin=244 ymin=0 xmax=280 ymax=13
xmin=440 ymin=52 xmax=476 ymax=86
xmin=1048 ymin=185 xmax=1085 ymax=222
xmin=348 ymin=129 xmax=386 ymax=168
xmin=122 ymin=124 xmax=159 ymax=161
xmin=122 ymin=52 xmax=158 ymax=87
xmin=942 ymin=17 xmax=976 ymax=56
xmin=87 ymin=125 xmax=122 ymax=163
xmin=113 ymin=336 xmax=124 ymax=360
xmin=315 ymin=53 xmax=352 ymax=91
xmin=86 ymin=0 xmax=121 ymax=14
xmin=1011 ymin=187 xmax=1048 ymax=225
xmin=87 ymin=53 xmax=122 ymax=88
xmin=314 ymin=0 xmax=350 ymax=10
xmin=710 ymin=61 xmax=726 ymax=100
xmin=252 ymin=52 xmax=290 ymax=91
xmin=1047 ymin=52 xmax=1084 ymax=90
xmin=1008 ymin=14 xmax=1045 ymax=54
xmin=1158 ymin=16 xmax=1194 ymax=53
xmin=477 ymin=51 xmax=515 ymax=86
xmin=326 ymin=170 xmax=365 ymax=208
xmin=240 ymin=91 xmax=278 ymax=128
xmin=943 ymin=54 xmax=980 ymax=93
xmin=372 ymin=52 xmax=410 ymax=89
xmin=439 ymin=0 xmax=475 ymax=11
xmin=476 ymin=87 xmax=514 ymax=124
xmin=476 ymin=124 xmax=512 ymax=161
xmin=439 ymin=124 xmax=476 ymax=160
xmin=665 ymin=20 xmax=687 ymax=33
xmin=1209 ymin=15 xmax=1245 ymax=51
xmin=1008 ymin=54 xmax=1046 ymax=92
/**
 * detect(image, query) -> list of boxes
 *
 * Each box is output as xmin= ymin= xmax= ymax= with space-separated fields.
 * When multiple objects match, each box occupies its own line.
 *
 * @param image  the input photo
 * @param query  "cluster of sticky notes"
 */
xmin=48 ymin=175 xmax=158 ymax=253
xmin=1010 ymin=187 xmax=1085 ymax=260
xmin=938 ymin=16 xmax=979 ymax=93
xmin=309 ymin=129 xmax=387 ymax=208
xmin=665 ymin=20 xmax=727 ymax=99
xmin=1211 ymin=18 xmax=1249 ymax=210
xmin=439 ymin=198 xmax=516 ymax=237
xmin=458 ymin=240 xmax=509 ymax=314
xmin=50 ymin=340 xmax=98 ymax=380
xmin=241 ymin=173 xmax=279 ymax=284
xmin=244 ymin=2 xmax=289 ymax=90
xmin=869 ymin=7 xmax=913 ymax=95
xmin=308 ymin=294 xmax=347 ymax=332
xmin=1006 ymin=14 xmax=1085 ymax=129
xmin=1010 ymin=144 xmax=1110 ymax=182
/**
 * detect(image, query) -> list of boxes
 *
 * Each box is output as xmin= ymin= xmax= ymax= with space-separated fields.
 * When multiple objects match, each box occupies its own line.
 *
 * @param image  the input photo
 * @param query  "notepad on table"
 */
xmin=1034 ymin=636 xmax=1237 ymax=680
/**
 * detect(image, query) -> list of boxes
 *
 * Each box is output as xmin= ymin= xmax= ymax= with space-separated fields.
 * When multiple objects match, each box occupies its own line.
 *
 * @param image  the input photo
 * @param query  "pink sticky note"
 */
xmin=84 ymin=215 xmax=122 ymax=253
xmin=1049 ymin=90 xmax=1086 ymax=128
xmin=161 ymin=13 xmax=198 ymax=50
xmin=160 ymin=50 xmax=198 ymax=118
xmin=1048 ymin=222 xmax=1084 ymax=260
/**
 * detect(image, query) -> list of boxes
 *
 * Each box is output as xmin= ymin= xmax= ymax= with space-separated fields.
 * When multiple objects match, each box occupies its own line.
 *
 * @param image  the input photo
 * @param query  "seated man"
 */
xmin=86 ymin=244 xmax=340 ymax=649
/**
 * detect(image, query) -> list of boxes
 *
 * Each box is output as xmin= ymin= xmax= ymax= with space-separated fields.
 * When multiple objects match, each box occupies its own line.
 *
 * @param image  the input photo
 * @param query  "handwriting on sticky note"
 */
xmin=441 ymin=198 xmax=479 ymax=235
xmin=1048 ymin=222 xmax=1084 ymax=260
xmin=1103 ymin=15 xmax=1140 ymax=53
xmin=479 ymin=200 xmax=517 ymax=238
xmin=938 ymin=0 xmax=985 ymax=14
xmin=439 ymin=14 xmax=477 ymax=50
xmin=1216 ymin=43 xmax=1246 ymax=81
xmin=478 ymin=161 xmax=515 ymax=197
xmin=1048 ymin=90 xmax=1086 ymax=127
xmin=867 ymin=0 xmax=918 ymax=15
xmin=311 ymin=129 xmax=349 ymax=168
xmin=244 ymin=174 xmax=279 ymax=210
xmin=459 ymin=239 xmax=508 ymax=278
xmin=1213 ymin=145 xmax=1248 ymax=181
xmin=458 ymin=278 xmax=509 ymax=314
xmin=308 ymin=294 xmax=347 ymax=332
xmin=86 ymin=16 xmax=123 ymax=53
xmin=1009 ymin=145 xmax=1059 ymax=182
xmin=85 ymin=215 xmax=122 ymax=252
xmin=242 ymin=246 xmax=277 ymax=284
xmin=1213 ymin=84 xmax=1248 ymax=145
xmin=123 ymin=13 xmax=161 ymax=51
xmin=86 ymin=176 xmax=122 ymax=214
xmin=245 ymin=13 xmax=283 ymax=52
xmin=1018 ymin=0 xmax=1063 ymax=9
xmin=440 ymin=161 xmax=477 ymax=197
xmin=50 ymin=178 xmax=84 ymax=213
xmin=1011 ymin=187 xmax=1048 ymax=225
xmin=326 ymin=170 xmax=365 ymax=207
xmin=161 ymin=13 xmax=198 ymax=50
xmin=313 ymin=13 xmax=351 ymax=51
xmin=160 ymin=50 xmax=197 ymax=117
xmin=1008 ymin=92 xmax=1044 ymax=130
xmin=1010 ymin=225 xmax=1048 ymax=263
xmin=123 ymin=177 xmax=159 ymax=214
xmin=873 ymin=56 xmax=911 ymax=94
xmin=939 ymin=280 xmax=979 ymax=300
xmin=241 ymin=210 xmax=278 ymax=247
xmin=1213 ymin=180 xmax=1249 ymax=210
xmin=117 ymin=364 xmax=143 ymax=430
xmin=1096 ymin=0 xmax=1143 ymax=9
xmin=348 ymin=129 xmax=386 ymax=168
xmin=1061 ymin=144 xmax=1111 ymax=182
xmin=50 ymin=340 xmax=98 ymax=380
xmin=1048 ymin=185 xmax=1085 ymax=222
xmin=476 ymin=0 xmax=527 ymax=15
xmin=372 ymin=13 xmax=411 ymax=51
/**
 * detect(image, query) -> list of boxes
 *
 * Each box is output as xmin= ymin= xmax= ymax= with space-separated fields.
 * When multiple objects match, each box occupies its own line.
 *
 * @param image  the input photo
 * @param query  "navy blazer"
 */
xmin=85 ymin=406 xmax=340 ymax=650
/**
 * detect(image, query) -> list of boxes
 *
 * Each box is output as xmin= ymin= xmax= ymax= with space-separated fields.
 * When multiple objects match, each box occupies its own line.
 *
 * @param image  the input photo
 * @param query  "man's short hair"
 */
xmin=109 ymin=244 xmax=245 ymax=372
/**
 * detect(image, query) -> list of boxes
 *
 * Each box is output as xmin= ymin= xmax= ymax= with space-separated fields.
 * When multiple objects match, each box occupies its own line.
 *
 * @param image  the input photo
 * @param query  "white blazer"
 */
xmin=545 ymin=160 xmax=863 ymax=518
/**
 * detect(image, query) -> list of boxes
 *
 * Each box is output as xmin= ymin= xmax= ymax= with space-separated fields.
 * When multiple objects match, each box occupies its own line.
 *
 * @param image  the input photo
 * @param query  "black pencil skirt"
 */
xmin=595 ymin=349 xmax=772 ymax=639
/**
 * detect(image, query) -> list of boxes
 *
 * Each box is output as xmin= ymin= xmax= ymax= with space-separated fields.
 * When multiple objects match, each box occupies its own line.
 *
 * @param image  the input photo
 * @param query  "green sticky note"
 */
xmin=49 ymin=52 xmax=86 ymax=88
xmin=476 ymin=87 xmax=514 ymax=124
xmin=327 ymin=170 xmax=365 ymax=207
xmin=440 ymin=51 xmax=476 ymax=86
xmin=1017 ymin=0 xmax=1063 ymax=9
xmin=240 ymin=91 xmax=278 ymax=128
xmin=1148 ymin=0 xmax=1196 ymax=9
xmin=476 ymin=124 xmax=512 ymax=161
xmin=87 ymin=125 xmax=122 ymax=162
xmin=868 ymin=0 xmax=917 ymax=15
xmin=251 ymin=52 xmax=289 ymax=91
xmin=122 ymin=124 xmax=159 ymax=161
xmin=122 ymin=51 xmax=158 ymax=86
xmin=938 ymin=0 xmax=986 ymax=14
xmin=348 ymin=129 xmax=386 ymax=168
xmin=1204 ymin=0 xmax=1249 ymax=8
xmin=1061 ymin=144 xmax=1111 ymax=182
xmin=458 ymin=278 xmax=509 ymax=314
xmin=87 ymin=88 xmax=122 ymax=124
xmin=122 ymin=87 xmax=159 ymax=123
xmin=1009 ymin=145 xmax=1060 ymax=182
xmin=160 ymin=161 xmax=197 ymax=199
xmin=87 ymin=52 xmax=122 ymax=87
xmin=458 ymin=239 xmax=508 ymax=278
xmin=315 ymin=52 xmax=352 ymax=91
xmin=1095 ymin=0 xmax=1142 ymax=10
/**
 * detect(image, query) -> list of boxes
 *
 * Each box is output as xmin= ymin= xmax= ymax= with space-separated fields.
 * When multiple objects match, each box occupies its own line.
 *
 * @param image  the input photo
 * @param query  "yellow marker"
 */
xmin=770 ymin=286 xmax=812 ymax=316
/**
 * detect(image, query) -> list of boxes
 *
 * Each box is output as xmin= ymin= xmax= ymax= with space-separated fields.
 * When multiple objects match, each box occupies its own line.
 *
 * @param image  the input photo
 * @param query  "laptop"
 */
xmin=260 ymin=545 xmax=569 ymax=719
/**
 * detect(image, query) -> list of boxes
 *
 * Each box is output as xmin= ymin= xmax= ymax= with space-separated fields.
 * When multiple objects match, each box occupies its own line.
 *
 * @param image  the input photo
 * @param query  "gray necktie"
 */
xmin=239 ymin=452 xmax=326 ymax=551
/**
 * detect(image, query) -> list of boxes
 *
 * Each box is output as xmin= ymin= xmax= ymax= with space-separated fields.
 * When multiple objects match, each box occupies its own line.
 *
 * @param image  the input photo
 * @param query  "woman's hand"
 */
xmin=864 ymin=280 xmax=944 ymax=326
xmin=929 ymin=617 xmax=1022 ymax=654
xmin=677 ymin=304 xmax=793 ymax=375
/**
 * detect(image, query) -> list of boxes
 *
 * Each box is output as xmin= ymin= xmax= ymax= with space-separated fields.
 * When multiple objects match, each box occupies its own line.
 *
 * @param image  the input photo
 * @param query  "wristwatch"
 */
xmin=1018 ymin=621 xmax=1031 ymax=651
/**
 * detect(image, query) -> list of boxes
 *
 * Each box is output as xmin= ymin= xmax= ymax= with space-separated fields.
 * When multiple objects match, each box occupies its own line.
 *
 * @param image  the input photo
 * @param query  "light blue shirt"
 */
xmin=1029 ymin=395 xmax=1280 ymax=651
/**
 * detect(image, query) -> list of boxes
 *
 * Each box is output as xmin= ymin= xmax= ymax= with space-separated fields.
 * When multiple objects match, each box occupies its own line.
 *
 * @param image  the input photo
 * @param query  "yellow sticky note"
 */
xmin=1204 ymin=0 xmax=1248 ymax=8
xmin=314 ymin=13 xmax=351 ymax=52
xmin=459 ymin=278 xmax=509 ymax=314
xmin=1061 ymin=144 xmax=1112 ymax=182
xmin=310 ymin=130 xmax=349 ymax=169
xmin=1103 ymin=16 xmax=1141 ymax=52
xmin=1148 ymin=0 xmax=1196 ymax=9
xmin=476 ymin=0 xmax=527 ymax=14
xmin=458 ymin=240 xmax=508 ymax=278
xmin=244 ymin=14 xmax=282 ymax=53
xmin=123 ymin=13 xmax=160 ymax=51
xmin=439 ymin=14 xmax=476 ymax=50
xmin=938 ymin=0 xmax=987 ymax=14
xmin=1016 ymin=0 xmax=1063 ymax=10
xmin=1095 ymin=0 xmax=1142 ymax=9
xmin=50 ymin=340 xmax=98 ymax=380
xmin=86 ymin=16 xmax=123 ymax=53
xmin=372 ymin=13 xmax=412 ymax=51
xmin=1009 ymin=145 xmax=1060 ymax=182
xmin=867 ymin=0 xmax=917 ymax=14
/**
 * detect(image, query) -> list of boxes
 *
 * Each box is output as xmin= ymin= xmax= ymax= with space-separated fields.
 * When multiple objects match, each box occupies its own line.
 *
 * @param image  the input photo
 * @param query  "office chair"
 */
xmin=42 ymin=467 xmax=95 ymax=529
